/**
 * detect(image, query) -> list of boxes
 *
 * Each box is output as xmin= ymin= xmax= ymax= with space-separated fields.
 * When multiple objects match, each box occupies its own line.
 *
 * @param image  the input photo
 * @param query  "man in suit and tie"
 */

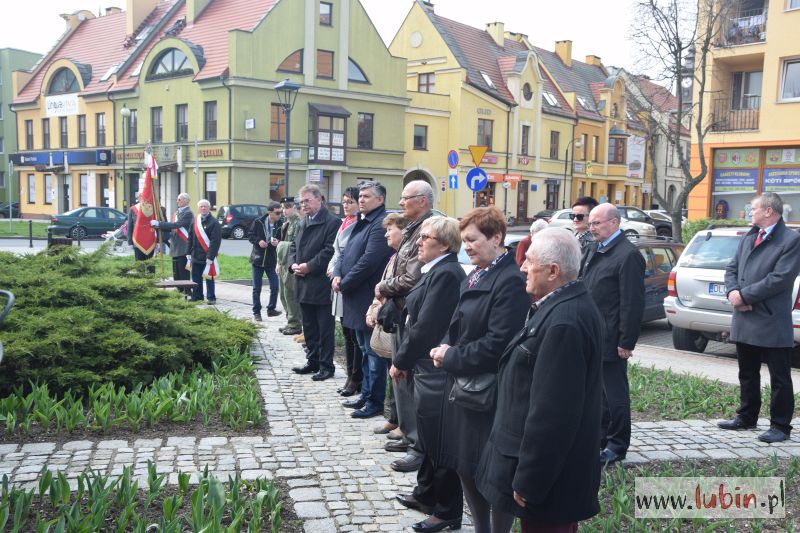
xmin=580 ymin=203 xmax=645 ymax=466
xmin=151 ymin=193 xmax=193 ymax=293
xmin=249 ymin=201 xmax=284 ymax=322
xmin=719 ymin=192 xmax=800 ymax=443
xmin=289 ymin=185 xmax=341 ymax=381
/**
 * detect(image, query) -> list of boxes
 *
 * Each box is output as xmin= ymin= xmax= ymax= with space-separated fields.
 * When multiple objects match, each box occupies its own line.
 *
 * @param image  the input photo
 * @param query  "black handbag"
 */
xmin=376 ymin=298 xmax=400 ymax=333
xmin=448 ymin=373 xmax=497 ymax=412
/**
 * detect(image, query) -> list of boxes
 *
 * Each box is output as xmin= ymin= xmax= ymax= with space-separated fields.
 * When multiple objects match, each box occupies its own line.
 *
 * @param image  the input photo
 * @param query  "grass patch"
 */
xmin=0 ymin=245 xmax=255 ymax=396
xmin=0 ymin=220 xmax=49 ymax=239
xmin=0 ymin=348 xmax=263 ymax=440
xmin=0 ymin=462 xmax=293 ymax=532
xmin=587 ymin=456 xmax=800 ymax=531
xmin=216 ymin=254 xmax=253 ymax=280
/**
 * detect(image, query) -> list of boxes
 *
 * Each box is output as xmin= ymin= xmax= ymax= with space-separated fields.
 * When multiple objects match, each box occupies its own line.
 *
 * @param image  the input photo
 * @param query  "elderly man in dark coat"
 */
xmin=334 ymin=182 xmax=393 ymax=418
xmin=580 ymin=202 xmax=645 ymax=466
xmin=719 ymin=192 xmax=800 ymax=443
xmin=151 ymin=192 xmax=193 ymax=292
xmin=477 ymin=227 xmax=603 ymax=532
xmin=289 ymin=184 xmax=341 ymax=381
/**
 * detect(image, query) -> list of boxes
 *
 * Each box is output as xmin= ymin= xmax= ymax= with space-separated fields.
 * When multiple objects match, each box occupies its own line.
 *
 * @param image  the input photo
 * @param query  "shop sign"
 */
xmin=626 ymin=135 xmax=646 ymax=179
xmin=766 ymin=149 xmax=799 ymax=166
xmin=763 ymin=168 xmax=800 ymax=191
xmin=518 ymin=156 xmax=529 ymax=165
xmin=712 ymin=169 xmax=758 ymax=192
xmin=481 ymin=154 xmax=498 ymax=165
xmin=45 ymin=94 xmax=79 ymax=117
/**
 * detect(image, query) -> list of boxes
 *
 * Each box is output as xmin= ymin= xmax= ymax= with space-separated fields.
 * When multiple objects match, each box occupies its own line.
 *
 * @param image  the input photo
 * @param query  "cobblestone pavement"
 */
xmin=1 ymin=282 xmax=799 ymax=532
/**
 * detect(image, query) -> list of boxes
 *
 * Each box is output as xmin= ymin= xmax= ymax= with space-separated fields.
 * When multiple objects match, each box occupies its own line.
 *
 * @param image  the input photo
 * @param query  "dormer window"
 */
xmin=48 ymin=68 xmax=79 ymax=95
xmin=543 ymin=92 xmax=559 ymax=107
xmin=480 ymin=71 xmax=495 ymax=89
xmin=576 ymin=96 xmax=589 ymax=109
xmin=147 ymin=48 xmax=193 ymax=80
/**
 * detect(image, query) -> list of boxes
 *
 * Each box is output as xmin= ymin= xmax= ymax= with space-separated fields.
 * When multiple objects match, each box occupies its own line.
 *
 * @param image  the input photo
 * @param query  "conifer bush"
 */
xmin=0 ymin=246 xmax=255 ymax=396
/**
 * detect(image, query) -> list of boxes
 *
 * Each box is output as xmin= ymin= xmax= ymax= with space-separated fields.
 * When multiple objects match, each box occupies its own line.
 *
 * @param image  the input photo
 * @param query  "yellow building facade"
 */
xmin=688 ymin=0 xmax=800 ymax=221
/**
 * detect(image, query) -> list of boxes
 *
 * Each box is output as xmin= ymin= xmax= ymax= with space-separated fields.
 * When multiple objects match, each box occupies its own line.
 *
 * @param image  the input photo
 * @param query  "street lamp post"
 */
xmin=562 ymin=137 xmax=583 ymax=208
xmin=120 ymin=106 xmax=131 ymax=212
xmin=274 ymin=79 xmax=301 ymax=199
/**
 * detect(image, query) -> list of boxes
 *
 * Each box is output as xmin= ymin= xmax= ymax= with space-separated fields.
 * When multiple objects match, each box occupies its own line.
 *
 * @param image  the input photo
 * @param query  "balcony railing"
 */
xmin=718 ymin=8 xmax=767 ymax=47
xmin=711 ymin=96 xmax=760 ymax=132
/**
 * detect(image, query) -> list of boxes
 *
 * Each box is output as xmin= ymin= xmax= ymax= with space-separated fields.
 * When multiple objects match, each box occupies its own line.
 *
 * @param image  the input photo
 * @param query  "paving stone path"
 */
xmin=1 ymin=282 xmax=799 ymax=532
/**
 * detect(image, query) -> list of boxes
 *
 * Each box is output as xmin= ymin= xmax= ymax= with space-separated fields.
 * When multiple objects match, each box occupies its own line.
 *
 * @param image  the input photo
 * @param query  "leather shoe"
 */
xmin=758 ymin=428 xmax=790 ymax=443
xmin=599 ymin=448 xmax=625 ymax=466
xmin=717 ymin=417 xmax=757 ymax=430
xmin=339 ymin=383 xmax=360 ymax=397
xmin=253 ymin=313 xmax=262 ymax=322
xmin=391 ymin=453 xmax=423 ymax=472
xmin=374 ymin=422 xmax=399 ymax=434
xmin=341 ymin=398 xmax=366 ymax=409
xmin=386 ymin=428 xmax=404 ymax=440
xmin=351 ymin=406 xmax=382 ymax=418
xmin=311 ymin=369 xmax=334 ymax=381
xmin=385 ymin=440 xmax=408 ymax=453
xmin=395 ymin=493 xmax=433 ymax=515
xmin=266 ymin=309 xmax=282 ymax=317
xmin=281 ymin=326 xmax=302 ymax=335
xmin=292 ymin=363 xmax=319 ymax=375
xmin=411 ymin=517 xmax=462 ymax=532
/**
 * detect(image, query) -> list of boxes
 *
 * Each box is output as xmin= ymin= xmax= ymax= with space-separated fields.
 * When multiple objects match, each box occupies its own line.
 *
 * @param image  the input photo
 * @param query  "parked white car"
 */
xmin=548 ymin=208 xmax=657 ymax=237
xmin=663 ymin=225 xmax=800 ymax=352
xmin=458 ymin=233 xmax=525 ymax=275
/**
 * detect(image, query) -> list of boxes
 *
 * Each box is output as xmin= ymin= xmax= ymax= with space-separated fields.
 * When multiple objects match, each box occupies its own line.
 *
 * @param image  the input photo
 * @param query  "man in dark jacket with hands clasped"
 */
xmin=249 ymin=202 xmax=283 ymax=322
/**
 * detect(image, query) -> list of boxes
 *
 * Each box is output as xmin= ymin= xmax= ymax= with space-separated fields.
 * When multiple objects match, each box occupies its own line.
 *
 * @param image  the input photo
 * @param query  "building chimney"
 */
xmin=105 ymin=6 xmax=122 ymax=16
xmin=187 ymin=0 xmax=214 ymax=23
xmin=555 ymin=40 xmax=572 ymax=67
xmin=585 ymin=55 xmax=603 ymax=67
xmin=126 ymin=0 xmax=160 ymax=35
xmin=486 ymin=22 xmax=505 ymax=47
xmin=60 ymin=10 xmax=95 ymax=32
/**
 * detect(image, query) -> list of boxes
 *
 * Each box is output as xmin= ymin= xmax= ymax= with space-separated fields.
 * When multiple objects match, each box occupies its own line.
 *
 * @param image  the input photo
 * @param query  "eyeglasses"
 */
xmin=569 ymin=213 xmax=586 ymax=221
xmin=418 ymin=233 xmax=439 ymax=242
xmin=401 ymin=194 xmax=424 ymax=202
xmin=298 ymin=198 xmax=313 ymax=205
xmin=342 ymin=199 xmax=356 ymax=205
xmin=587 ymin=219 xmax=613 ymax=228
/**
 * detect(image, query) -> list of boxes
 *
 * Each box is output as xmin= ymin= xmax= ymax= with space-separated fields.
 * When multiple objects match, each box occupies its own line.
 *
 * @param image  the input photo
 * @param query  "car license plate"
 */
xmin=708 ymin=282 xmax=727 ymax=295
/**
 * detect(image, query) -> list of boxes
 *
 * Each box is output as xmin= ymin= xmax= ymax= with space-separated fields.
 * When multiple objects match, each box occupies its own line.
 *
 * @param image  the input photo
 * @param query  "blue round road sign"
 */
xmin=447 ymin=150 xmax=459 ymax=169
xmin=466 ymin=167 xmax=488 ymax=192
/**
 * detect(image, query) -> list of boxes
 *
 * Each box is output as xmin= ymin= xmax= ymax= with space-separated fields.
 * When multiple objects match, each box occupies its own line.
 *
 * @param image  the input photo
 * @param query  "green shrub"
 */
xmin=682 ymin=217 xmax=750 ymax=244
xmin=0 ymin=245 xmax=255 ymax=396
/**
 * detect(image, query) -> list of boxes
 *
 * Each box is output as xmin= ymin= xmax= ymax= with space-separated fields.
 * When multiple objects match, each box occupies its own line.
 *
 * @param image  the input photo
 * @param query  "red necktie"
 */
xmin=754 ymin=229 xmax=766 ymax=247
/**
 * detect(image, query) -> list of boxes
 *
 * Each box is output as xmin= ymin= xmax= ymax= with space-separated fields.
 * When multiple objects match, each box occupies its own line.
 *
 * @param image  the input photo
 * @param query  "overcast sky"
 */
xmin=0 ymin=0 xmax=640 ymax=71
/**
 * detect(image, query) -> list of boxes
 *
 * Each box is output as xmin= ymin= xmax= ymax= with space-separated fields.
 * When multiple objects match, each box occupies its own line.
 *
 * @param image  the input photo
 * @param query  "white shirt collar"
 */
xmin=421 ymin=253 xmax=450 ymax=274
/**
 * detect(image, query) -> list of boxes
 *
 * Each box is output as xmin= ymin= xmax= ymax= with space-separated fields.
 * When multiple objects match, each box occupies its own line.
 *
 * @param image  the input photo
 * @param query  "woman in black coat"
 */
xmin=429 ymin=207 xmax=530 ymax=533
xmin=390 ymin=217 xmax=466 ymax=532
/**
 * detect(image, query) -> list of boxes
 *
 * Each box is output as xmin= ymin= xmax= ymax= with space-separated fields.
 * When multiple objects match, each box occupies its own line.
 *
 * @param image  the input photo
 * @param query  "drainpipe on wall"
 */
xmin=504 ymin=104 xmax=512 ymax=221
xmin=107 ymin=90 xmax=118 ymax=208
xmin=9 ymin=104 xmax=19 ymax=209
xmin=221 ymin=76 xmax=233 ymax=204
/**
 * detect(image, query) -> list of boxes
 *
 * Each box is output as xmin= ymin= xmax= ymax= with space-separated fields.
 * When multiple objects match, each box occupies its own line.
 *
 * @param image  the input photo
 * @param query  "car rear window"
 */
xmin=677 ymin=234 xmax=742 ymax=269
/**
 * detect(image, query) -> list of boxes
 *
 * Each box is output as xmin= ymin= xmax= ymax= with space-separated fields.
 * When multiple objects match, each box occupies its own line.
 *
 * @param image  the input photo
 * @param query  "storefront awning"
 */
xmin=308 ymin=103 xmax=351 ymax=118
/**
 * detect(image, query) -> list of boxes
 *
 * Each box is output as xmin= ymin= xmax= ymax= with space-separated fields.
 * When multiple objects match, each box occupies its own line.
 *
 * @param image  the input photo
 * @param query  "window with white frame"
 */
xmin=790 ymin=0 xmax=800 ymax=9
xmin=780 ymin=59 xmax=800 ymax=101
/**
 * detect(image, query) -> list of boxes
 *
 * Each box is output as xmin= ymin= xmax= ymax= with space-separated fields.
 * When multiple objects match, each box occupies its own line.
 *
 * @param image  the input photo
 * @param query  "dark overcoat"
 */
xmin=580 ymin=232 xmax=645 ymax=360
xmin=157 ymin=207 xmax=193 ymax=257
xmin=288 ymin=208 xmax=340 ymax=305
xmin=475 ymin=281 xmax=603 ymax=523
xmin=434 ymin=252 xmax=529 ymax=476
xmin=335 ymin=205 xmax=393 ymax=331
xmin=187 ymin=214 xmax=221 ymax=263
xmin=725 ymin=219 xmax=800 ymax=348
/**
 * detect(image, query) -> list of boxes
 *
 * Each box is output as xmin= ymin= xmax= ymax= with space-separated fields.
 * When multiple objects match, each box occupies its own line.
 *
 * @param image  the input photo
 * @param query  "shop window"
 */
xmin=413 ymin=125 xmax=427 ymax=150
xmin=204 ymin=172 xmax=217 ymax=207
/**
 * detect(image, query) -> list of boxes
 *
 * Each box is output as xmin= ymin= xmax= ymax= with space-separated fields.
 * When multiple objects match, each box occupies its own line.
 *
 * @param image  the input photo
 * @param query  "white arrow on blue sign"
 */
xmin=448 ymin=169 xmax=458 ymax=189
xmin=466 ymin=167 xmax=488 ymax=192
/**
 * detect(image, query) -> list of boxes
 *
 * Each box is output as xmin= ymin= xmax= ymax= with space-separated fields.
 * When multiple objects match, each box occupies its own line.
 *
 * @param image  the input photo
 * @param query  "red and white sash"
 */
xmin=174 ymin=211 xmax=189 ymax=243
xmin=194 ymin=215 xmax=220 ymax=279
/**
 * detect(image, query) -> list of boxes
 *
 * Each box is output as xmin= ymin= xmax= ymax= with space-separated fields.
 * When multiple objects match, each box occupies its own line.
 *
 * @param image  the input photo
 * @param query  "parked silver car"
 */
xmin=663 ymin=225 xmax=800 ymax=352
xmin=548 ymin=208 xmax=657 ymax=237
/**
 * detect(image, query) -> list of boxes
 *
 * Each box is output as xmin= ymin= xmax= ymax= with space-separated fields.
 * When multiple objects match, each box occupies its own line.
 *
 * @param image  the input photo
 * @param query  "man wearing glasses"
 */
xmin=580 ymin=203 xmax=645 ymax=466
xmin=571 ymin=196 xmax=599 ymax=250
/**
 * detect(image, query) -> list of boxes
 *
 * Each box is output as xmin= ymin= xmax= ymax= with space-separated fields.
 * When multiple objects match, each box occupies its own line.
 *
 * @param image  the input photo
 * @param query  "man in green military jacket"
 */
xmin=277 ymin=196 xmax=303 ymax=335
